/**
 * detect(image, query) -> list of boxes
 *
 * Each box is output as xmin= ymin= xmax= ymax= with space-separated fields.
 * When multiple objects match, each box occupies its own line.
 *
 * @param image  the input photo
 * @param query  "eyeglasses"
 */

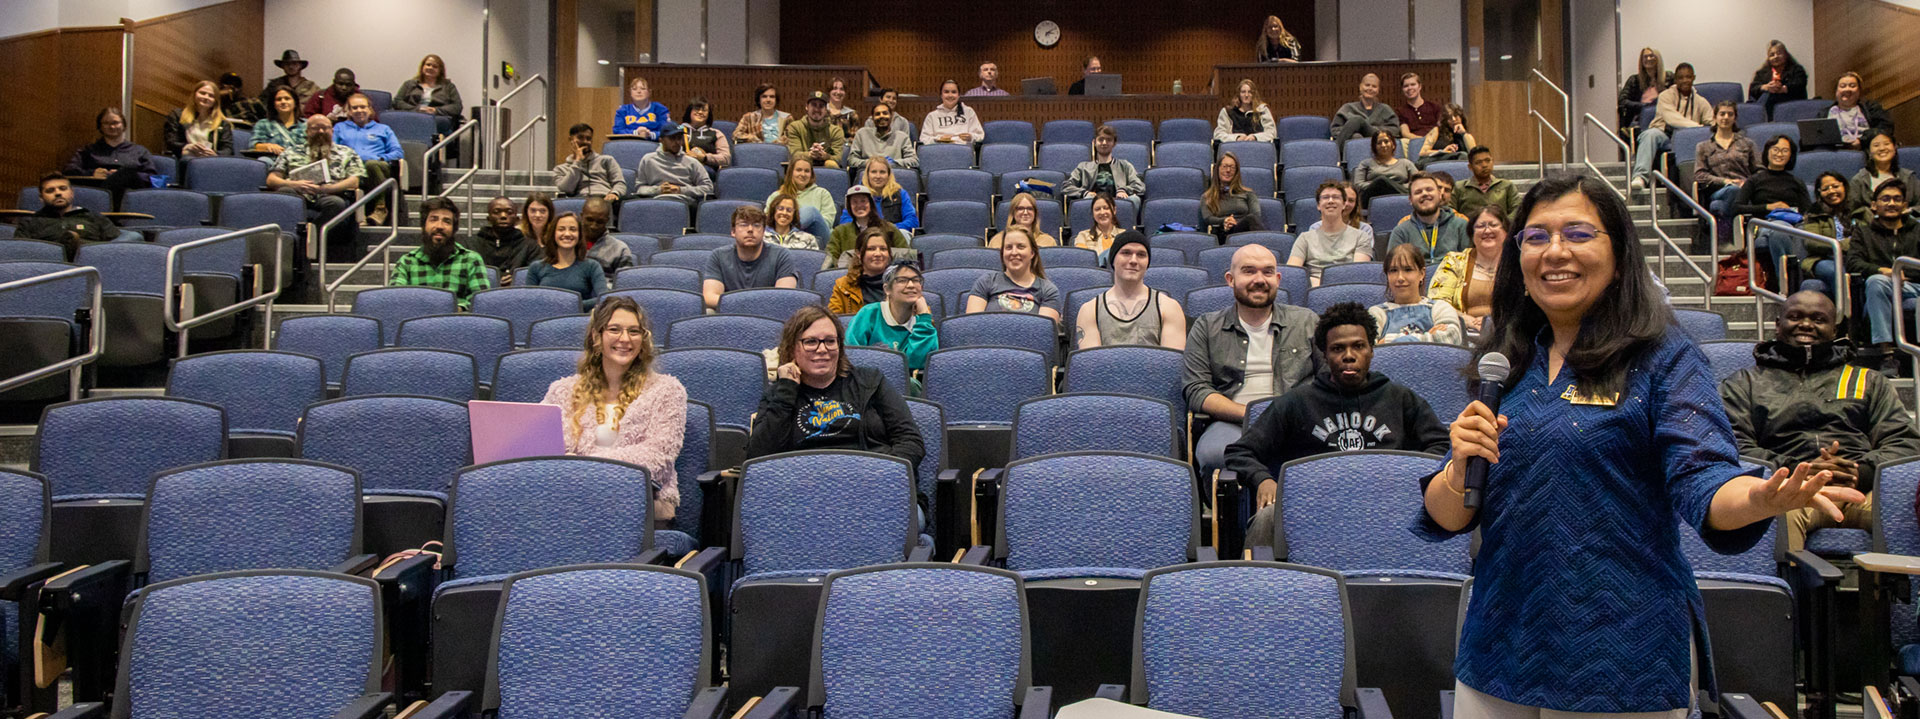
xmin=1516 ymin=224 xmax=1605 ymax=247
xmin=891 ymin=276 xmax=924 ymax=286
xmin=799 ymin=337 xmax=840 ymax=350
xmin=602 ymin=326 xmax=647 ymax=339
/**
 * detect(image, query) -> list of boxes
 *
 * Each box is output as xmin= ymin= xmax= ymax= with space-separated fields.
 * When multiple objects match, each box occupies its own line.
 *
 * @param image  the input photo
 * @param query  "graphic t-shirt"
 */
xmin=969 ymin=272 xmax=1061 ymax=315
xmin=793 ymin=380 xmax=865 ymax=450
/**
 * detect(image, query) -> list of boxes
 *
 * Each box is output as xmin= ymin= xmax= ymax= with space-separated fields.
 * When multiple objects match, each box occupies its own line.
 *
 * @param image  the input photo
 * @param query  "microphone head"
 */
xmin=1477 ymin=352 xmax=1512 ymax=384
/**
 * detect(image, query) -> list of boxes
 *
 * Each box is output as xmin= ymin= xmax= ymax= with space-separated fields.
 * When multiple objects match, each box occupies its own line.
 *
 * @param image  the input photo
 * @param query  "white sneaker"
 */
xmin=1629 ymin=176 xmax=1646 ymax=191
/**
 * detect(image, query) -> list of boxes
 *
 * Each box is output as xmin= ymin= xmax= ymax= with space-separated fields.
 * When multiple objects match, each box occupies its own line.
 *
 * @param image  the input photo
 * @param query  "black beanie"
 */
xmin=1109 ymin=229 xmax=1150 ymax=265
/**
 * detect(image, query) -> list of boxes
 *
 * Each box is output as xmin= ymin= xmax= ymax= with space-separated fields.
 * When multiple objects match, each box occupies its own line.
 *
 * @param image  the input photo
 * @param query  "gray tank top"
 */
xmin=1095 ymin=289 xmax=1163 ymax=347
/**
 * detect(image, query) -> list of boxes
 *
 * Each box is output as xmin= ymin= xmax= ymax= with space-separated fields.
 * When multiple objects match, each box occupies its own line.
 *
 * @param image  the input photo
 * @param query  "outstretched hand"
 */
xmin=1749 ymin=462 xmax=1867 ymax=523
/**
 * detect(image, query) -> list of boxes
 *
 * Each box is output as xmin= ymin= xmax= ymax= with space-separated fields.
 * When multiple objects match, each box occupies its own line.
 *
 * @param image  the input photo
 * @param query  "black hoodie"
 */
xmin=1223 ymin=369 xmax=1450 ymax=488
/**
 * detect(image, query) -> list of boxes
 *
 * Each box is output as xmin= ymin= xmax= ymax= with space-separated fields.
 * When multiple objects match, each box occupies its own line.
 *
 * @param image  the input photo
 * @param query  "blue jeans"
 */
xmin=1864 ymin=273 xmax=1920 ymax=344
xmin=1194 ymin=420 xmax=1243 ymax=474
xmin=1707 ymin=185 xmax=1739 ymax=245
xmin=797 ymin=206 xmax=831 ymax=249
xmin=1632 ymin=127 xmax=1671 ymax=178
xmin=1752 ymin=227 xmax=1805 ymax=283
xmin=1809 ymin=260 xmax=1837 ymax=295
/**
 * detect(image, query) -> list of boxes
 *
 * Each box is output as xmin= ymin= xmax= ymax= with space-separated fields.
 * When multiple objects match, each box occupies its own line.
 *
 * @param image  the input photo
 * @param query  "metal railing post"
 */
xmin=423 ymin=118 xmax=483 ymax=221
xmin=316 ymin=178 xmax=400 ymax=309
xmin=1894 ymin=257 xmax=1920 ymax=430
xmin=1582 ymin=113 xmax=1634 ymax=203
xmin=162 ymin=225 xmax=287 ymax=357
xmin=1647 ymin=170 xmax=1717 ymax=310
xmin=489 ymin=75 xmax=549 ymax=200
xmin=0 ymin=267 xmax=104 ymax=395
xmin=1531 ymin=68 xmax=1572 ymax=172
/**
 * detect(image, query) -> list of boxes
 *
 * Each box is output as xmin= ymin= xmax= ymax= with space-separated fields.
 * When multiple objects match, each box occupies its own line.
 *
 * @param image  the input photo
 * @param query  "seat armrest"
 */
xmin=371 ymin=553 xmax=438 ymax=605
xmin=1018 ymin=686 xmax=1053 ymax=719
xmin=1438 ymin=690 xmax=1454 ymax=719
xmin=908 ymin=542 xmax=934 ymax=562
xmin=936 ymin=469 xmax=971 ymax=556
xmin=1213 ymin=469 xmax=1247 ymax=558
xmin=1785 ymin=549 xmax=1843 ymax=585
xmin=1856 ymin=553 xmax=1920 ymax=576
xmin=737 ymin=686 xmax=801 ymax=719
xmin=1194 ymin=547 xmax=1219 ymax=563
xmin=44 ymin=703 xmax=108 ymax=719
xmin=1094 ymin=684 xmax=1127 ymax=701
xmin=0 ymin=562 xmax=67 ymax=601
xmin=697 ymin=470 xmax=737 ymax=549
xmin=334 ymin=553 xmax=380 ymax=576
xmin=1717 ymin=693 xmax=1772 ymax=719
xmin=683 ymin=687 xmax=728 ymax=719
xmin=1249 ymin=546 xmax=1276 ymax=562
xmin=41 ymin=561 xmax=132 ymax=612
xmin=1355 ymin=688 xmax=1393 ymax=719
xmin=676 ymin=546 xmax=728 ymax=577
xmin=633 ymin=547 xmax=669 ymax=565
xmin=955 ymin=546 xmax=991 ymax=565
xmin=332 ymin=692 xmax=397 ymax=719
xmin=393 ymin=691 xmax=472 ymax=719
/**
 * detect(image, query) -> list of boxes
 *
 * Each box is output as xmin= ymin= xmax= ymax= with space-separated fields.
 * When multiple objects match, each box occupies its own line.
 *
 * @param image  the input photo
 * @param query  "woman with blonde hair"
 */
xmin=745 ymin=305 xmax=924 ymax=463
xmin=969 ymin=227 xmax=1062 ymax=322
xmin=541 ymin=295 xmax=689 ymax=523
xmin=1215 ymin=79 xmax=1277 ymax=142
xmin=846 ymin=157 xmax=920 ymax=233
xmin=989 ymin=192 xmax=1059 ymax=248
xmin=393 ymin=53 xmax=465 ymax=132
xmin=164 ymin=80 xmax=230 ymax=158
xmin=1256 ymin=15 xmax=1303 ymax=63
xmin=1618 ymin=47 xmax=1671 ymax=131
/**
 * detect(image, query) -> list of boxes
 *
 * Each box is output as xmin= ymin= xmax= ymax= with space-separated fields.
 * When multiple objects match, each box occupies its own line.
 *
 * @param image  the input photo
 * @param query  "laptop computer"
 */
xmin=1797 ymin=118 xmax=1842 ymax=149
xmin=468 ymin=400 xmax=566 ymax=464
xmin=1084 ymin=74 xmax=1122 ymax=96
xmin=1021 ymin=77 xmax=1057 ymax=96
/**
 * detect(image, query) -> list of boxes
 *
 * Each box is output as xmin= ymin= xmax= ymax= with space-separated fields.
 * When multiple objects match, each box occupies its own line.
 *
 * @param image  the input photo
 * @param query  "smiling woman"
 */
xmin=746 ymin=305 xmax=925 ymax=465
xmin=541 ymin=296 xmax=689 ymax=525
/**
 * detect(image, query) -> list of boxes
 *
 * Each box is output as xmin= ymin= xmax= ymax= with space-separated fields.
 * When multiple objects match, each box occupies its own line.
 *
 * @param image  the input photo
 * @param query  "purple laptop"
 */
xmin=468 ymin=400 xmax=567 ymax=464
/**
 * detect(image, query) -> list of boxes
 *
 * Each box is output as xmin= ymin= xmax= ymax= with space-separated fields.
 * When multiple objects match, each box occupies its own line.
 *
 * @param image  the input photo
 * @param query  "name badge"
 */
xmin=1561 ymin=384 xmax=1619 ymax=407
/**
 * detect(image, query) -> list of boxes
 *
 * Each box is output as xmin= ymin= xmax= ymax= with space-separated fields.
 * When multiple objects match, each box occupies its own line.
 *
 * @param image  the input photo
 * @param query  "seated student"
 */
xmin=541 ymin=295 xmax=688 ymax=523
xmin=1453 ymin=146 xmax=1517 ymax=223
xmin=1289 ymin=180 xmax=1372 ymax=286
xmin=578 ymin=197 xmax=634 ymax=273
xmin=554 ymin=123 xmax=626 ymax=202
xmin=1618 ymin=48 xmax=1670 ymax=132
xmin=824 ymin=77 xmax=859 ymax=135
xmin=846 ymin=260 xmax=939 ymax=375
xmin=702 ymin=204 xmax=802 ymax=310
xmin=733 ymin=84 xmax=791 ymax=145
xmin=612 ymin=75 xmax=670 ymax=139
xmin=1067 ymin=56 xmax=1103 ymax=96
xmin=1429 ymin=205 xmax=1508 ymax=335
xmin=850 ymin=157 xmax=920 ymax=233
xmin=826 ymin=185 xmax=908 ymax=268
xmin=462 ymin=196 xmax=538 ymax=283
xmin=392 ymin=54 xmax=465 ymax=131
xmin=524 ymin=213 xmax=608 ymax=307
xmin=1693 ymin=101 xmax=1761 ymax=249
xmin=829 ymin=228 xmax=897 ymax=315
xmin=15 ymin=173 xmax=117 ymax=259
xmin=766 ymin=194 xmax=819 ymax=251
xmin=1849 ymin=130 xmax=1918 ymax=212
xmin=519 ymin=192 xmax=555 ymax=248
xmin=1797 ymin=172 xmax=1854 ymax=292
xmin=785 ymin=91 xmax=847 ymax=169
xmin=266 ymin=115 xmax=364 ymax=262
xmin=303 ymin=68 xmax=360 ymax=121
xmin=1074 ymin=230 xmax=1187 ymax=350
xmin=216 ymin=72 xmax=266 ymax=124
xmin=863 ymin=88 xmax=915 ymax=141
xmin=1255 ymin=15 xmax=1303 ymax=63
xmin=1332 ymin=73 xmax=1400 ymax=147
xmin=1630 ymin=62 xmax=1711 ymax=190
xmin=1415 ymin=103 xmax=1474 ymax=168
xmin=335 ymin=93 xmax=404 ymax=223
xmin=1748 ymin=40 xmax=1809 ymax=117
xmin=1738 ymin=135 xmax=1814 ymax=271
xmin=965 ymin=62 xmax=1009 ymax=97
xmin=1225 ymin=301 xmax=1450 ymax=547
xmin=1185 ymin=244 xmax=1319 ymax=472
xmin=1202 ymin=152 xmax=1264 ymax=238
xmin=967 ymin=227 xmax=1062 ymax=322
xmin=1397 ymin=73 xmax=1440 ymax=140
xmin=631 ymin=124 xmax=713 ymax=206
xmin=1387 ymin=172 xmax=1471 ymax=258
xmin=1308 ymin=184 xmax=1376 ymax=237
xmin=65 ymin=108 xmax=158 ymax=193
xmin=745 ymin=305 xmax=925 ymax=465
xmin=920 ymin=80 xmax=983 ymax=145
xmin=765 ymin=156 xmax=836 ymax=243
xmin=1214 ymin=80 xmax=1277 ymax=143
xmin=260 ymin=49 xmax=319 ymax=109
xmin=390 ymin=197 xmax=489 ymax=309
xmin=1721 ymin=290 xmax=1918 ymax=550
xmin=1352 ymin=129 xmax=1415 ymax=209
xmin=163 ymin=80 xmax=232 ymax=159
xmin=249 ymin=88 xmax=307 ymax=161
xmin=1829 ymin=72 xmax=1894 ymax=150
xmin=1071 ymin=193 xmax=1127 ymax=262
xmin=1062 ymin=125 xmax=1145 ymax=204
xmin=1855 ymin=179 xmax=1920 ymax=367
xmin=680 ymin=96 xmax=732 ymax=170
xmin=1370 ymin=243 xmax=1463 ymax=345
xmin=847 ymin=102 xmax=917 ymax=169
xmin=988 ymin=192 xmax=1061 ymax=248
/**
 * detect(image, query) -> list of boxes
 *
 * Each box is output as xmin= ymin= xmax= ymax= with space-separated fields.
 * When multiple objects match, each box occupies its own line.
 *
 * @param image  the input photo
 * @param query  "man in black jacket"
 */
xmin=1225 ymin=302 xmax=1450 ymax=547
xmin=15 ymin=173 xmax=117 ymax=259
xmin=461 ymin=196 xmax=537 ymax=284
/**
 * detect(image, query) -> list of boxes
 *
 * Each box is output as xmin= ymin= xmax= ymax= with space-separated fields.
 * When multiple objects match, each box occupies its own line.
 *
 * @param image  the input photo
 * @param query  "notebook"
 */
xmin=468 ymin=400 xmax=566 ymax=464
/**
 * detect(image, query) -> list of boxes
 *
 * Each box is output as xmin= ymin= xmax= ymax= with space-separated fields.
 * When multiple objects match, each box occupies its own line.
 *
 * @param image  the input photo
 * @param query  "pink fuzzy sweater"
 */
xmin=541 ymin=372 xmax=688 ymax=519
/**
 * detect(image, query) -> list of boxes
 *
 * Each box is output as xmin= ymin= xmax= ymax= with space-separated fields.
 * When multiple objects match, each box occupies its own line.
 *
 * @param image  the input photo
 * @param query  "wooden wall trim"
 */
xmin=1814 ymin=0 xmax=1920 ymax=125
xmin=0 ymin=27 xmax=124 ymax=208
xmin=129 ymin=0 xmax=264 ymax=153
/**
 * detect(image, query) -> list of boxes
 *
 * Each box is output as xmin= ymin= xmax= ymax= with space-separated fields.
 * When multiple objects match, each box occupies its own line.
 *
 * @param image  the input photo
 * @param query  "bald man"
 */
xmin=1183 ymin=244 xmax=1321 ymax=471
xmin=1332 ymin=72 xmax=1402 ymax=148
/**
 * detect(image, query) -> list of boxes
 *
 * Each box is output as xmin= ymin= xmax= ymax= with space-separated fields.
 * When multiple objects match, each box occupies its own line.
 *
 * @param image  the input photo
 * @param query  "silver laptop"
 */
xmin=1020 ymin=77 xmax=1057 ymax=96
xmin=1084 ymin=74 xmax=1122 ymax=96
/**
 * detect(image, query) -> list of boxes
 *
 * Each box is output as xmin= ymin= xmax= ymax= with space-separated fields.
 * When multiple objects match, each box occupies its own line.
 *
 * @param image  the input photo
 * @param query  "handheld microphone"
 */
xmin=1462 ymin=352 xmax=1511 ymax=510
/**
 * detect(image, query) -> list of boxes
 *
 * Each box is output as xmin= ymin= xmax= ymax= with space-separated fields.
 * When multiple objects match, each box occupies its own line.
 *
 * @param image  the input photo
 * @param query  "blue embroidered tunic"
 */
xmin=1414 ymin=328 xmax=1768 ymax=712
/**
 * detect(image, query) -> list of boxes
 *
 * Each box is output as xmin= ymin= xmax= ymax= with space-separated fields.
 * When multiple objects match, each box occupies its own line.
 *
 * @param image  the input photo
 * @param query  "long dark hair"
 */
xmin=1476 ymin=174 xmax=1671 ymax=398
xmin=1862 ymin=129 xmax=1901 ymax=174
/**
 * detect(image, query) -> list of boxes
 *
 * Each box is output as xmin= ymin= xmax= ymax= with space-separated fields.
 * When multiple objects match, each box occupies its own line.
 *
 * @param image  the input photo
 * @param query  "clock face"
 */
xmin=1034 ymin=21 xmax=1060 ymax=48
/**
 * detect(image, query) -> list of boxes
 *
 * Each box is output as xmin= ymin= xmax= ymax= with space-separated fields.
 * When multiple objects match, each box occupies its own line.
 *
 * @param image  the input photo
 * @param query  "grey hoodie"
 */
xmin=632 ymin=149 xmax=713 ymax=199
xmin=554 ymin=152 xmax=626 ymax=198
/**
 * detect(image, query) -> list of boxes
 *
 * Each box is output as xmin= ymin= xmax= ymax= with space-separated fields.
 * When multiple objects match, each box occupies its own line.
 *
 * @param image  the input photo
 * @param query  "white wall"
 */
xmin=0 ymin=1 xmax=61 ymax=39
xmin=1620 ymin=0 xmax=1814 ymax=89
xmin=1570 ymin=0 xmax=1620 ymax=159
xmin=0 ymin=0 xmax=231 ymax=39
xmin=745 ymin=0 xmax=778 ymax=64
xmin=1340 ymin=0 xmax=1411 ymax=60
xmin=1410 ymin=0 xmax=1464 ymax=102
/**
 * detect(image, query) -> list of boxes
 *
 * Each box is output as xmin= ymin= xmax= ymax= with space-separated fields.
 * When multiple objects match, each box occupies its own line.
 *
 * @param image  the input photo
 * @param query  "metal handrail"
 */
xmin=1647 ymin=170 xmax=1715 ymax=309
xmin=424 ymin=118 xmax=483 ymax=220
xmin=493 ymin=74 xmax=547 ymax=109
xmin=487 ymin=74 xmax=548 ymax=191
xmin=1895 ymin=257 xmax=1920 ymax=426
xmin=163 ymin=224 xmax=286 ymax=357
xmin=0 ymin=266 xmax=103 ymax=395
xmin=1582 ymin=113 xmax=1634 ymax=201
xmin=1529 ymin=68 xmax=1572 ymax=176
xmin=316 ymin=178 xmax=400 ymax=298
xmin=497 ymin=114 xmax=548 ymax=199
xmin=1752 ymin=218 xmax=1848 ymax=320
xmin=325 ymin=221 xmax=408 ymax=313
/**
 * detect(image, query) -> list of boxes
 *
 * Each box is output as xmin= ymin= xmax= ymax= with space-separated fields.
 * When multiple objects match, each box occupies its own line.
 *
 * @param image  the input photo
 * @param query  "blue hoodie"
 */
xmin=613 ymin=101 xmax=671 ymax=137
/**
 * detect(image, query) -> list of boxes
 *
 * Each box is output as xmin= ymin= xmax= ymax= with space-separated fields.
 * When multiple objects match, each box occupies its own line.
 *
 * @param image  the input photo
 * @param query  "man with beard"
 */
xmin=847 ymin=103 xmax=917 ymax=169
xmin=16 ymin=173 xmax=118 ymax=259
xmin=1387 ymin=172 xmax=1471 ymax=257
xmin=578 ymin=197 xmax=635 ymax=274
xmin=266 ymin=114 xmax=363 ymax=262
xmin=1720 ymin=290 xmax=1918 ymax=550
xmin=1074 ymin=230 xmax=1186 ymax=349
xmin=462 ymin=196 xmax=538 ymax=283
xmin=1184 ymin=244 xmax=1319 ymax=472
xmin=784 ymin=91 xmax=846 ymax=169
xmin=1225 ymin=302 xmax=1450 ymax=546
xmin=390 ymin=197 xmax=489 ymax=308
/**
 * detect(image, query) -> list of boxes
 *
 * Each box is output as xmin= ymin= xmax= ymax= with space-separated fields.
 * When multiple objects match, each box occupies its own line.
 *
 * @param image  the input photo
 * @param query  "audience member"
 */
xmin=851 ymin=158 xmax=919 ymax=232
xmin=829 ymin=227 xmax=896 ymax=314
xmin=1829 ymin=72 xmax=1894 ymax=150
xmin=579 ymin=198 xmax=633 ymax=273
xmin=966 ymin=62 xmax=1009 ymax=97
xmin=1226 ymin=300 xmax=1449 ymax=545
xmin=733 ymin=84 xmax=790 ymax=145
xmin=64 ymin=108 xmax=157 ymax=193
xmin=553 ymin=123 xmax=625 ymax=201
xmin=1071 ymin=193 xmax=1126 ymax=261
xmin=989 ymin=192 xmax=1060 ymax=248
xmin=1290 ymin=181 xmax=1372 ymax=286
xmin=1396 ymin=73 xmax=1440 ymax=140
xmin=864 ymin=88 xmax=915 ymax=139
xmin=1185 ymin=243 xmax=1319 ymax=471
xmin=1721 ymin=290 xmax=1918 ymax=550
xmin=612 ymin=76 xmax=670 ymax=139
xmin=1371 ymin=243 xmax=1463 ymax=344
xmin=541 ymin=295 xmax=688 ymax=523
xmin=1798 ymin=172 xmax=1854 ymax=292
xmin=1737 ymin=135 xmax=1814 ymax=268
xmin=163 ymin=81 xmax=231 ymax=159
xmin=921 ymin=81 xmax=983 ymax=145
xmin=767 ymin=194 xmax=819 ymax=251
xmin=847 ymin=102 xmax=917 ymax=168
xmin=249 ymin=87 xmax=307 ymax=159
xmin=785 ymin=91 xmax=847 ymax=169
xmin=630 ymin=124 xmax=713 ymax=205
xmin=463 ymin=196 xmax=537 ymax=283
xmin=1694 ymin=101 xmax=1761 ymax=250
xmin=1748 ymin=40 xmax=1809 ymax=116
xmin=1849 ymin=129 xmax=1917 ymax=212
xmin=393 ymin=54 xmax=465 ymax=132
xmin=827 ymin=185 xmax=907 ymax=267
xmin=968 ymin=228 xmax=1062 ymax=321
xmin=1202 ymin=152 xmax=1264 ymax=237
xmin=766 ymin=156 xmax=836 ymax=242
xmin=1856 ymin=179 xmax=1920 ymax=365
xmin=335 ymin=93 xmax=403 ymax=223
xmin=260 ymin=49 xmax=318 ymax=108
xmin=1415 ymin=103 xmax=1474 ymax=167
xmin=217 ymin=73 xmax=266 ymax=124
xmin=1617 ymin=48 xmax=1670 ymax=132
xmin=1074 ymin=230 xmax=1187 ymax=349
xmin=824 ymin=77 xmax=858 ymax=134
xmin=1453 ymin=146 xmax=1517 ymax=223
xmin=1429 ymin=205 xmax=1508 ymax=334
xmin=390 ymin=197 xmax=488 ymax=308
xmin=1063 ymin=125 xmax=1144 ymax=203
xmin=518 ymin=192 xmax=555 ymax=248
xmin=266 ymin=115 xmax=363 ymax=261
xmin=1067 ymin=56 xmax=1104 ymax=96
xmin=15 ymin=173 xmax=116 ymax=259
xmin=1629 ymin=62 xmax=1711 ymax=190
xmin=1333 ymin=73 xmax=1400 ymax=147
xmin=1389 ymin=173 xmax=1471 ymax=258
xmin=680 ymin=96 xmax=732 ymax=170
xmin=1255 ymin=15 xmax=1303 ymax=63
xmin=746 ymin=306 xmax=924 ymax=464
xmin=702 ymin=204 xmax=802 ymax=309
xmin=1352 ymin=129 xmax=1415 ymax=208
xmin=303 ymin=68 xmax=359 ymax=121
xmin=1215 ymin=80 xmax=1277 ymax=143
xmin=846 ymin=260 xmax=939 ymax=375
xmin=1331 ymin=185 xmax=1377 ymax=236
xmin=525 ymin=213 xmax=608 ymax=307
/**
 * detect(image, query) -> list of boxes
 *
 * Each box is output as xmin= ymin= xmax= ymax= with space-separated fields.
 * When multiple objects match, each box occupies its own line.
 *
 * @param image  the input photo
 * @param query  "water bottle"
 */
xmin=1173 ymin=79 xmax=1182 ymax=95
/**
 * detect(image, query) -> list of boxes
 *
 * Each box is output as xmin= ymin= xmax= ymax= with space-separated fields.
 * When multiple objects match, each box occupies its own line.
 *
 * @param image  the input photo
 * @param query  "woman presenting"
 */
xmin=1417 ymin=174 xmax=1862 ymax=717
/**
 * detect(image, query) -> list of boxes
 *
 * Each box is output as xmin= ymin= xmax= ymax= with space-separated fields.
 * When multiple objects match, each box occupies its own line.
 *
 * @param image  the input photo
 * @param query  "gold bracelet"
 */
xmin=1440 ymin=462 xmax=1467 ymax=495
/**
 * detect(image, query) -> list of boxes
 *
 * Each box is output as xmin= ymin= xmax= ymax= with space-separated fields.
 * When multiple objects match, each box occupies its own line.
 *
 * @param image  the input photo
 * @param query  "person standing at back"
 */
xmin=1255 ymin=15 xmax=1303 ymax=62
xmin=965 ymin=62 xmax=1009 ymax=97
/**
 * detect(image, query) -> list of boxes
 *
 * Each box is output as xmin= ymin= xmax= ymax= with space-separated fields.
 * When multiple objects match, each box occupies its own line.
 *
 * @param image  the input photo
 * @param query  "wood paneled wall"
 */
xmin=1814 ymin=0 xmax=1920 ymax=139
xmin=128 ymin=0 xmax=266 ymax=152
xmin=0 ymin=28 xmax=124 ymax=208
xmin=778 ymin=4 xmax=1313 ymax=99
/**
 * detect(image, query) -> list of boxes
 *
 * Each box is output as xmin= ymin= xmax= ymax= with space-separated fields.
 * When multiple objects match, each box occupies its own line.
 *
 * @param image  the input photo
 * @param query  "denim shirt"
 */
xmin=1180 ymin=303 xmax=1319 ymax=413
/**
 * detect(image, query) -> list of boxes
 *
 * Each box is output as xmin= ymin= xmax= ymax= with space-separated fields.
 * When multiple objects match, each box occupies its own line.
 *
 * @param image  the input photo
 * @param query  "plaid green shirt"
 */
xmin=391 ymin=244 xmax=490 ymax=308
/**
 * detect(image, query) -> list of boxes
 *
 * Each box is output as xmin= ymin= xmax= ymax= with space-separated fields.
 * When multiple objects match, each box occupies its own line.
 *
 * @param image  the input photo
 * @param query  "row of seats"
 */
xmin=1632 ymin=92 xmax=1852 ymax=131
